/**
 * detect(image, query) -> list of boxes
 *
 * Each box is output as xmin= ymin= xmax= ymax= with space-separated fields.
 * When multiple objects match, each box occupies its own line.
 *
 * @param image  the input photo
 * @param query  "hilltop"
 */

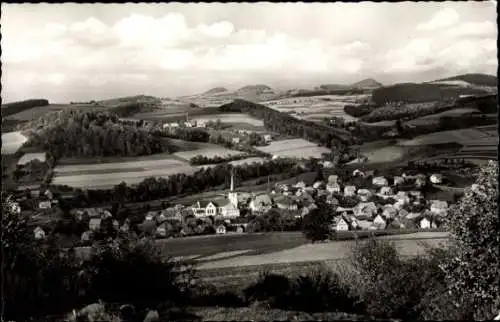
xmin=432 ymin=73 xmax=497 ymax=87
xmin=236 ymin=84 xmax=274 ymax=94
xmin=351 ymin=78 xmax=383 ymax=89
xmin=204 ymin=87 xmax=229 ymax=95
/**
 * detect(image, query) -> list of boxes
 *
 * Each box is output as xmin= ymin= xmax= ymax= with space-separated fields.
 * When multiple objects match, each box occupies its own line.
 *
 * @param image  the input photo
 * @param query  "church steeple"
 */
xmin=228 ymin=167 xmax=238 ymax=208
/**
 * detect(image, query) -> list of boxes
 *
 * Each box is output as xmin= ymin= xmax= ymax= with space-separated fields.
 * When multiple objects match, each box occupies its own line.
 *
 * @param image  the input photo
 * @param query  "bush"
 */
xmin=243 ymin=272 xmax=292 ymax=307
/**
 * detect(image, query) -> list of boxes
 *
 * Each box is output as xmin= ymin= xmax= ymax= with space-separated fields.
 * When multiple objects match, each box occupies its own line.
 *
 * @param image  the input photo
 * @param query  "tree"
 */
xmin=301 ymin=198 xmax=333 ymax=242
xmin=441 ymin=161 xmax=499 ymax=320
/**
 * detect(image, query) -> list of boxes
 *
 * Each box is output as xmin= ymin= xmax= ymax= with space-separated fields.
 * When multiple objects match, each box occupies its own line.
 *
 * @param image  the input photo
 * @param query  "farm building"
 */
xmin=34 ymin=227 xmax=46 ymax=240
xmin=331 ymin=216 xmax=351 ymax=231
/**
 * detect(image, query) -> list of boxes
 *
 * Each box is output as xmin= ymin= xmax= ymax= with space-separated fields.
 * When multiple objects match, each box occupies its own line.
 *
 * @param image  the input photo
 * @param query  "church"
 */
xmin=190 ymin=170 xmax=240 ymax=218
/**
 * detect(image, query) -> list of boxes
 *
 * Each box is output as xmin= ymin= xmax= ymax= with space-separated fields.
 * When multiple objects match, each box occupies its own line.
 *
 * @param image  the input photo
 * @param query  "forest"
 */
xmin=219 ymin=99 xmax=353 ymax=149
xmin=24 ymin=110 xmax=167 ymax=159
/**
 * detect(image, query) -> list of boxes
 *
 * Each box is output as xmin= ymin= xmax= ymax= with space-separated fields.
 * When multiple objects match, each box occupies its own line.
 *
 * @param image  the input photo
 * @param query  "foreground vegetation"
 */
xmin=3 ymin=161 xmax=498 ymax=321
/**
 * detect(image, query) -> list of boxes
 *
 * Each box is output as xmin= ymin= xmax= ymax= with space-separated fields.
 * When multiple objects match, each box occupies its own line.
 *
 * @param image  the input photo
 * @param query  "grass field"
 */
xmin=256 ymin=138 xmax=330 ymax=159
xmin=1 ymin=131 xmax=28 ymax=155
xmin=131 ymin=106 xmax=221 ymax=121
xmin=399 ymin=128 xmax=493 ymax=146
xmin=190 ymin=113 xmax=264 ymax=127
xmin=348 ymin=146 xmax=406 ymax=164
xmin=52 ymin=155 xmax=196 ymax=189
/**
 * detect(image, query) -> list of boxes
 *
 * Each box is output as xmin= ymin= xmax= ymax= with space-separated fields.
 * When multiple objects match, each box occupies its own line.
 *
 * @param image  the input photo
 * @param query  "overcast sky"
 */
xmin=1 ymin=2 xmax=497 ymax=103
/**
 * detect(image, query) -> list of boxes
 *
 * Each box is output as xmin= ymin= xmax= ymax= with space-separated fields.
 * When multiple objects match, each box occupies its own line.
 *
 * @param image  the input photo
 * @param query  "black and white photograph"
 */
xmin=1 ymin=2 xmax=498 ymax=321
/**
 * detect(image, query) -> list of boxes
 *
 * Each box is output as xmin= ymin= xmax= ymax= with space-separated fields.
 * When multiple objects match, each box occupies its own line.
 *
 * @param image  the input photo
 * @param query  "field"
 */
xmin=256 ymin=138 xmax=330 ymax=159
xmin=1 ymin=131 xmax=28 ymax=155
xmin=262 ymin=94 xmax=368 ymax=122
xmin=408 ymin=107 xmax=480 ymax=126
xmin=399 ymin=127 xmax=495 ymax=146
xmin=52 ymin=156 xmax=197 ymax=189
xmin=347 ymin=146 xmax=406 ymax=164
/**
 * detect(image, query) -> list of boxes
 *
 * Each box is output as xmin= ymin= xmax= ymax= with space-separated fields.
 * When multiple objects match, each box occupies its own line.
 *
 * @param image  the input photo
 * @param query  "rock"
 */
xmin=143 ymin=309 xmax=160 ymax=322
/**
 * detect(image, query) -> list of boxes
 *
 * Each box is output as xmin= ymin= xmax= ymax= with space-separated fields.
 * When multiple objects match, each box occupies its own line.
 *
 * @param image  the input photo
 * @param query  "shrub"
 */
xmin=243 ymin=272 xmax=292 ymax=307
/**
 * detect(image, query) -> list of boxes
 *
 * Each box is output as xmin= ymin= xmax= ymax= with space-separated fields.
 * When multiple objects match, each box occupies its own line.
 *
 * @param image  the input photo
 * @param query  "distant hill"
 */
xmin=204 ymin=87 xmax=229 ymax=95
xmin=236 ymin=84 xmax=273 ymax=93
xmin=432 ymin=73 xmax=497 ymax=87
xmin=351 ymin=78 xmax=383 ymax=89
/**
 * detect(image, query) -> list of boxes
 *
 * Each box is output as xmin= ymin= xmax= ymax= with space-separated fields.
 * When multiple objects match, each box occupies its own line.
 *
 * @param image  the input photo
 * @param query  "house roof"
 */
xmin=253 ymin=194 xmax=272 ymax=205
xmin=192 ymin=200 xmax=211 ymax=208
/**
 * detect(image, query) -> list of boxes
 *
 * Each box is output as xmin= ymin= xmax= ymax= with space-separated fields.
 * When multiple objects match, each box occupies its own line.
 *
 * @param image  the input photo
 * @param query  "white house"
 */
xmin=419 ymin=217 xmax=432 ymax=229
xmin=357 ymin=189 xmax=372 ymax=202
xmin=232 ymin=137 xmax=240 ymax=144
xmin=353 ymin=169 xmax=365 ymax=177
xmin=372 ymin=176 xmax=388 ymax=187
xmin=331 ymin=216 xmax=350 ymax=231
xmin=38 ymin=201 xmax=52 ymax=209
xmin=430 ymin=174 xmax=443 ymax=184
xmin=322 ymin=161 xmax=334 ymax=168
xmin=294 ymin=181 xmax=306 ymax=190
xmin=415 ymin=175 xmax=427 ymax=188
xmin=156 ymin=223 xmax=168 ymax=237
xmin=81 ymin=231 xmax=92 ymax=242
xmin=326 ymin=183 xmax=341 ymax=194
xmin=430 ymin=200 xmax=448 ymax=216
xmin=34 ymin=226 xmax=46 ymax=240
xmin=197 ymin=121 xmax=206 ymax=128
xmin=394 ymin=191 xmax=410 ymax=205
xmin=263 ymin=134 xmax=272 ymax=143
xmin=11 ymin=202 xmax=21 ymax=214
xmin=373 ymin=214 xmax=387 ymax=229
xmin=344 ymin=186 xmax=357 ymax=197
xmin=328 ymin=175 xmax=339 ymax=183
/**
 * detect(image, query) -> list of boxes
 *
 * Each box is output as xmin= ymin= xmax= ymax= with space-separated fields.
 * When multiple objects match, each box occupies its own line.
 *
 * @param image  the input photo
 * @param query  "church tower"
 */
xmin=228 ymin=168 xmax=238 ymax=208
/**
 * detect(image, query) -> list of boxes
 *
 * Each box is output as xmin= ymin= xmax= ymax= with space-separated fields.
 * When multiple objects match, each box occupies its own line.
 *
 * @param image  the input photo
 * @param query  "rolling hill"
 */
xmin=351 ymin=78 xmax=383 ymax=89
xmin=432 ymin=73 xmax=497 ymax=87
xmin=204 ymin=87 xmax=229 ymax=95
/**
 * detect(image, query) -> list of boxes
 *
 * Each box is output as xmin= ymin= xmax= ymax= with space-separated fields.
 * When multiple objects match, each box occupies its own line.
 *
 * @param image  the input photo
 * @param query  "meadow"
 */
xmin=3 ymin=103 xmax=101 ymax=122
xmin=52 ymin=156 xmax=197 ymax=189
xmin=256 ymin=138 xmax=330 ymax=159
xmin=190 ymin=113 xmax=265 ymax=127
xmin=174 ymin=146 xmax=244 ymax=161
xmin=1 ymin=131 xmax=28 ymax=155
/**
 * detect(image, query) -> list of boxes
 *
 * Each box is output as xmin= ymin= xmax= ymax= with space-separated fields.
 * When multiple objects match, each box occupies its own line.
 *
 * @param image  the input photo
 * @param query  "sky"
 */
xmin=1 ymin=2 xmax=497 ymax=103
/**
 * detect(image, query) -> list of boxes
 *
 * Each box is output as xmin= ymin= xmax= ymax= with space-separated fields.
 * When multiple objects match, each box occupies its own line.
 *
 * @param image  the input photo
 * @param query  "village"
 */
xmin=14 ymin=166 xmax=455 ymax=243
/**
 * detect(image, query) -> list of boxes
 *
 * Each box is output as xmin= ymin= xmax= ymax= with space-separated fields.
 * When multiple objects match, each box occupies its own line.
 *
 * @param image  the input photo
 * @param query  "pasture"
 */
xmin=131 ymin=106 xmax=221 ymax=121
xmin=1 ymin=131 xmax=28 ymax=155
xmin=256 ymin=138 xmax=330 ymax=159
xmin=190 ymin=113 xmax=264 ymax=127
xmin=52 ymin=156 xmax=196 ymax=189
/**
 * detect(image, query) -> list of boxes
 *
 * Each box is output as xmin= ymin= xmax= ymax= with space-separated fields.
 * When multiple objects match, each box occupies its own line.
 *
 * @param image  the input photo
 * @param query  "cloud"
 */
xmin=417 ymin=8 xmax=460 ymax=30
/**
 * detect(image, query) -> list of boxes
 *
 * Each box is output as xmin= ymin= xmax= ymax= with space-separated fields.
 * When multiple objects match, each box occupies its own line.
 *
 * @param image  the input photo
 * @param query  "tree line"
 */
xmin=189 ymin=153 xmax=254 ymax=166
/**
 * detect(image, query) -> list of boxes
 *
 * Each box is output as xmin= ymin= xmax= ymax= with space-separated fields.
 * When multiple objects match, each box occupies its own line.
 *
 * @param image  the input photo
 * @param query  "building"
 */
xmin=328 ymin=175 xmax=339 ymax=183
xmin=89 ymin=218 xmax=102 ymax=231
xmin=393 ymin=176 xmax=405 ymax=186
xmin=353 ymin=169 xmax=365 ymax=177
xmin=357 ymin=189 xmax=372 ymax=202
xmin=38 ymin=200 xmax=52 ymax=209
xmin=344 ymin=185 xmax=357 ymax=197
xmin=373 ymin=214 xmax=387 ymax=229
xmin=430 ymin=174 xmax=443 ymax=184
xmin=430 ymin=200 xmax=448 ymax=216
xmin=81 ymin=231 xmax=92 ymax=242
xmin=263 ymin=134 xmax=272 ymax=143
xmin=326 ymin=183 xmax=341 ymax=194
xmin=10 ymin=202 xmax=21 ymax=214
xmin=379 ymin=186 xmax=394 ymax=197
xmin=331 ymin=215 xmax=351 ymax=231
xmin=372 ymin=176 xmax=388 ymax=187
xmin=232 ymin=137 xmax=240 ymax=144
xmin=249 ymin=194 xmax=273 ymax=214
xmin=34 ymin=226 xmax=46 ymax=240
xmin=197 ymin=121 xmax=206 ymax=128
xmin=274 ymin=195 xmax=299 ymax=210
xmin=216 ymin=225 xmax=227 ymax=234
xmin=191 ymin=171 xmax=240 ymax=218
xmin=382 ymin=205 xmax=398 ymax=219
xmin=353 ymin=202 xmax=377 ymax=218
